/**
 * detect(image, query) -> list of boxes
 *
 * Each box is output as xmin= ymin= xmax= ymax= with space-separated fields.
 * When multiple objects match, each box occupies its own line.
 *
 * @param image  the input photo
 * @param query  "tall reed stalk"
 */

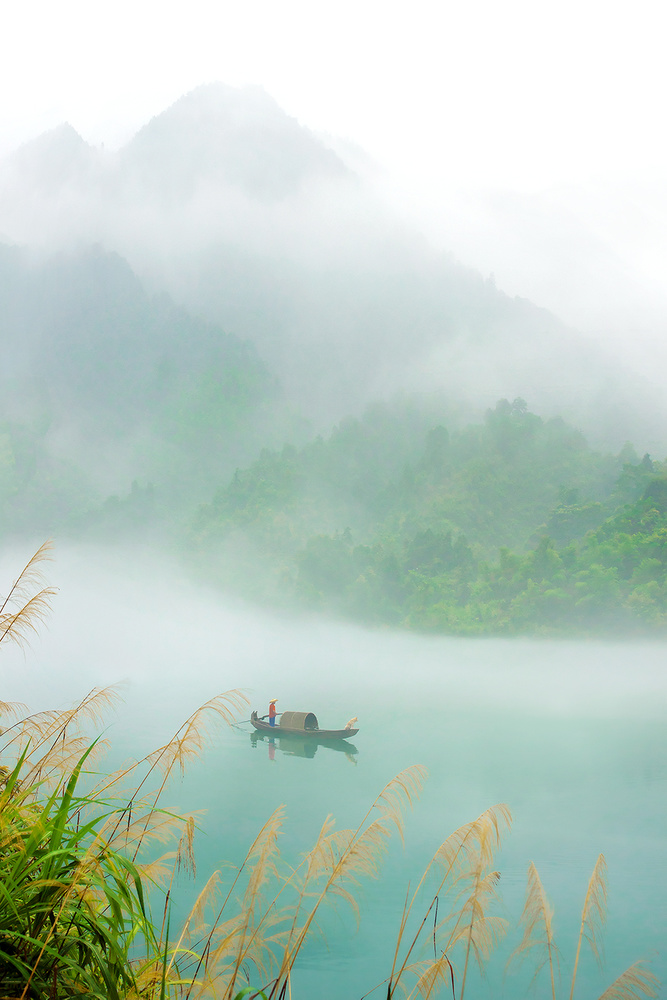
xmin=510 ymin=856 xmax=658 ymax=1000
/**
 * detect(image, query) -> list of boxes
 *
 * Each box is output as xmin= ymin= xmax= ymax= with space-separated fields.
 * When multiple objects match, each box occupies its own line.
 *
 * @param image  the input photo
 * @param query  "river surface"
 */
xmin=2 ymin=545 xmax=666 ymax=998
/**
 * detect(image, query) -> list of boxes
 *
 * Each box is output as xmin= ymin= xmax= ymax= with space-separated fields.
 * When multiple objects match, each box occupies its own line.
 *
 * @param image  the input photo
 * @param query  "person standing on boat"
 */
xmin=269 ymin=699 xmax=278 ymax=727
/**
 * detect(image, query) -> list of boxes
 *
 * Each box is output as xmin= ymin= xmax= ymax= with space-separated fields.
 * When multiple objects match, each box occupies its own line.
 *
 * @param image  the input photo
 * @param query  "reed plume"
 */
xmin=510 ymin=861 xmax=558 ymax=999
xmin=570 ymin=853 xmax=607 ymax=999
xmin=190 ymin=807 xmax=288 ymax=998
xmin=1 ymin=685 xmax=121 ymax=787
xmin=596 ymin=962 xmax=660 ymax=999
xmin=230 ymin=765 xmax=428 ymax=1000
xmin=509 ymin=856 xmax=657 ymax=1000
xmin=0 ymin=540 xmax=56 ymax=650
xmin=383 ymin=803 xmax=511 ymax=1000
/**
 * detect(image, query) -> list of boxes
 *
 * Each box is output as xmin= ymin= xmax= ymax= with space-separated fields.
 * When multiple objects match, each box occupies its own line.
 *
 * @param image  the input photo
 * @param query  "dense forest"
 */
xmin=186 ymin=397 xmax=667 ymax=635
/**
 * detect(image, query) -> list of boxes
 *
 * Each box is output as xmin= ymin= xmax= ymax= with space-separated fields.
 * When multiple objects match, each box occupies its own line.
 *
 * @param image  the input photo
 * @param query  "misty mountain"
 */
xmin=8 ymin=123 xmax=99 ymax=193
xmin=1 ymin=83 xmax=666 ymax=451
xmin=120 ymin=83 xmax=348 ymax=202
xmin=0 ymin=243 xmax=283 ymax=528
xmin=428 ymin=175 xmax=667 ymax=368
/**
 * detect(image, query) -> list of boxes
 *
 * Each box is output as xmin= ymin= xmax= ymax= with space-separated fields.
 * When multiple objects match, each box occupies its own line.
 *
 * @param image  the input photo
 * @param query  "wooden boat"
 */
xmin=250 ymin=710 xmax=359 ymax=740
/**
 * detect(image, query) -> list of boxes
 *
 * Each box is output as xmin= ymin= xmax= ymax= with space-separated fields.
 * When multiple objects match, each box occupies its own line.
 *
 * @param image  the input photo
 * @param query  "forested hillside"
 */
xmin=189 ymin=399 xmax=667 ymax=635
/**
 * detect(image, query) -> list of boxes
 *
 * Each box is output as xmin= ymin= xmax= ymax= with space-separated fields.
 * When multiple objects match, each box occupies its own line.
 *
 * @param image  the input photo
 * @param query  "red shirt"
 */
xmin=269 ymin=703 xmax=277 ymax=719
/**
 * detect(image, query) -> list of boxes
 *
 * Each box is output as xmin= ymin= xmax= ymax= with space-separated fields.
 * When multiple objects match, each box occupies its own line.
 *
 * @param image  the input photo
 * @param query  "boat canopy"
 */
xmin=280 ymin=711 xmax=319 ymax=731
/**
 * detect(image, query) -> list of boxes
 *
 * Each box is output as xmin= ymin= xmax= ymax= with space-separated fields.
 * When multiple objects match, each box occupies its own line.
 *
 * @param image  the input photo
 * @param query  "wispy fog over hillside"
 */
xmin=1 ymin=84 xmax=665 ymax=451
xmin=394 ymin=171 xmax=667 ymax=382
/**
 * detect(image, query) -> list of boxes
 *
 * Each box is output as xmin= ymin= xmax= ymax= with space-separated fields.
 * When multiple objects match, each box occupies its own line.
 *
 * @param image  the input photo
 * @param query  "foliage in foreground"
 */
xmin=0 ymin=546 xmax=660 ymax=999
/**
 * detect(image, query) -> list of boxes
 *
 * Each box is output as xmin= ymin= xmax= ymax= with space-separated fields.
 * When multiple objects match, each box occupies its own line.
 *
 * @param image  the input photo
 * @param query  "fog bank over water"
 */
xmin=4 ymin=544 xmax=666 ymax=727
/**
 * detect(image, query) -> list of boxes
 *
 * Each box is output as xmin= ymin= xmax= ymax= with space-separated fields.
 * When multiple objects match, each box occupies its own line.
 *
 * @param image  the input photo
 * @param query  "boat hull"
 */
xmin=250 ymin=715 xmax=358 ymax=740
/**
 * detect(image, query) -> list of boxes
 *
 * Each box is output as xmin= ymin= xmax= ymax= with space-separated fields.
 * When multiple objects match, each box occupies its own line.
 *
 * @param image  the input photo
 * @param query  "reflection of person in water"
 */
xmin=269 ymin=699 xmax=278 ymax=727
xmin=268 ymin=737 xmax=275 ymax=761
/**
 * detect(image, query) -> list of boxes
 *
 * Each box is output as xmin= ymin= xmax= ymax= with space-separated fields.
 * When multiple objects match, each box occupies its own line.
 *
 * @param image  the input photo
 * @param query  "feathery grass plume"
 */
xmin=189 ymin=807 xmax=287 ymax=999
xmin=384 ymin=803 xmax=511 ymax=1000
xmin=0 ymin=698 xmax=26 ymax=721
xmin=174 ymin=815 xmax=198 ymax=879
xmin=0 ymin=685 xmax=121 ymax=783
xmin=89 ymin=689 xmax=249 ymax=861
xmin=183 ymin=769 xmax=425 ymax=1000
xmin=569 ymin=853 xmax=607 ymax=1000
xmin=509 ymin=858 xmax=658 ymax=1000
xmin=145 ymin=690 xmax=251 ymax=779
xmin=510 ymin=861 xmax=559 ymax=1000
xmin=131 ymin=691 xmax=248 ymax=807
xmin=409 ymin=953 xmax=456 ymax=999
xmin=0 ymin=540 xmax=57 ymax=650
xmin=596 ymin=961 xmax=659 ymax=999
xmin=261 ymin=766 xmax=427 ymax=1000
xmin=372 ymin=765 xmax=428 ymax=845
xmin=449 ymin=868 xmax=508 ymax=999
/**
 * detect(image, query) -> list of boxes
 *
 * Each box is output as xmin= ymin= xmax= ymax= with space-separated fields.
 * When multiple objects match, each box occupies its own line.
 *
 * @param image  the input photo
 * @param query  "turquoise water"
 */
xmin=178 ymin=663 xmax=666 ymax=998
xmin=3 ymin=546 xmax=666 ymax=998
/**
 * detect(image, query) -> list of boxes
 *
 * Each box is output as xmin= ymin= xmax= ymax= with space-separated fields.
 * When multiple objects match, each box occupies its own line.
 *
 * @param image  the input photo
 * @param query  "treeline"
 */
xmin=190 ymin=399 xmax=667 ymax=635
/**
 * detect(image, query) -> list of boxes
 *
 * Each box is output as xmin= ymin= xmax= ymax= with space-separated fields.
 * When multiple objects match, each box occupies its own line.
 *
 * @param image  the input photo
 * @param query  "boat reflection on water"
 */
xmin=250 ymin=732 xmax=358 ymax=764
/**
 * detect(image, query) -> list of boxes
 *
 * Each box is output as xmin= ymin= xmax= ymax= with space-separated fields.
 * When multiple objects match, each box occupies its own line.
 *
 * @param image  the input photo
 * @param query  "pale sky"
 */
xmin=2 ymin=0 xmax=667 ymax=352
xmin=2 ymin=0 xmax=666 ymax=191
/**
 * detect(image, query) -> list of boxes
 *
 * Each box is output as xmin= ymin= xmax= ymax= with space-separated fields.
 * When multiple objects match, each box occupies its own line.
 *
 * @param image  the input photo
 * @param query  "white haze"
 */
xmin=4 ymin=543 xmax=666 ymax=728
xmin=2 ymin=0 xmax=667 ymax=411
xmin=2 ymin=88 xmax=666 ymax=455
xmin=383 ymin=171 xmax=667 ymax=383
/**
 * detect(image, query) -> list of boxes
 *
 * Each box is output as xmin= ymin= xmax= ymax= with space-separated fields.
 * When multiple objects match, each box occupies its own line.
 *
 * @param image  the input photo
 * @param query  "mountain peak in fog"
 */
xmin=121 ymin=82 xmax=349 ymax=201
xmin=8 ymin=122 xmax=99 ymax=192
